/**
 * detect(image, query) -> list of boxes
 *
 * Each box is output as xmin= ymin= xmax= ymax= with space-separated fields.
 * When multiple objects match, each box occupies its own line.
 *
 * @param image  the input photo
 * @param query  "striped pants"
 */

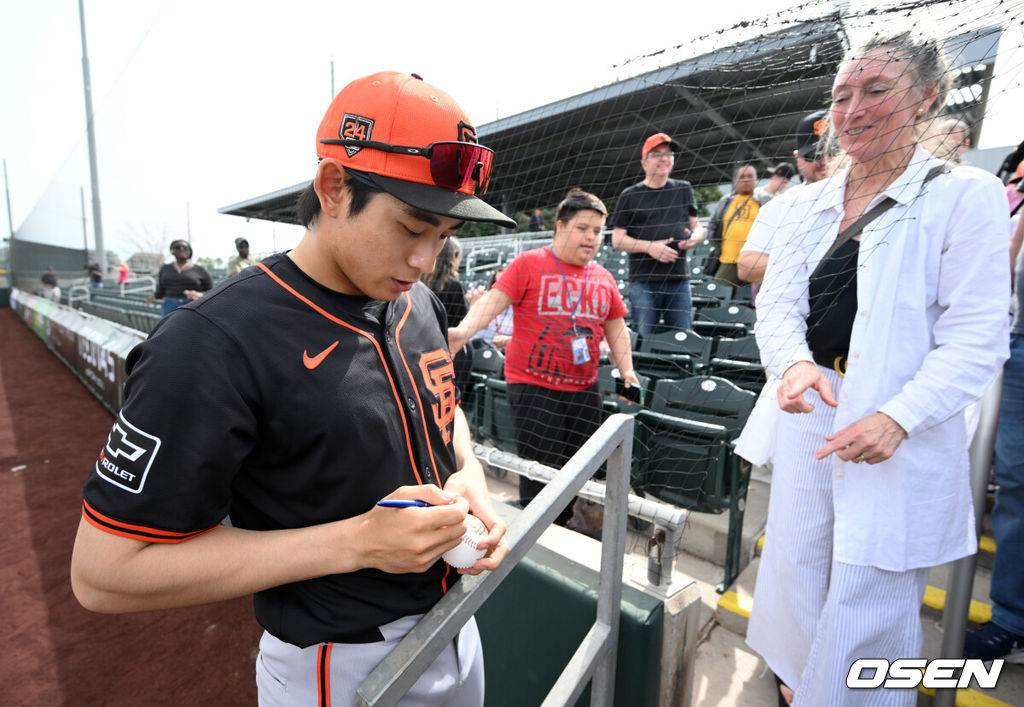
xmin=256 ymin=615 xmax=484 ymax=706
xmin=746 ymin=367 xmax=930 ymax=706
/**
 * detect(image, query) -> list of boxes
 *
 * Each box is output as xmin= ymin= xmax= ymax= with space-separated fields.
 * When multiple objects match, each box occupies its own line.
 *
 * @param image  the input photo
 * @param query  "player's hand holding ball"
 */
xmin=441 ymin=471 xmax=509 ymax=575
xmin=442 ymin=514 xmax=488 ymax=568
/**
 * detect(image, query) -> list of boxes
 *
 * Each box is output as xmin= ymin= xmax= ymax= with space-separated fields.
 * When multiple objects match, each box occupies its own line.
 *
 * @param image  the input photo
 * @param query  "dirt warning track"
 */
xmin=0 ymin=309 xmax=259 ymax=706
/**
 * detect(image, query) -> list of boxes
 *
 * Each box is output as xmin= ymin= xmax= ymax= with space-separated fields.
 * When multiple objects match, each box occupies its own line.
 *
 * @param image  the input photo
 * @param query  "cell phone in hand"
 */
xmin=615 ymin=377 xmax=644 ymax=404
xmin=673 ymin=228 xmax=693 ymax=251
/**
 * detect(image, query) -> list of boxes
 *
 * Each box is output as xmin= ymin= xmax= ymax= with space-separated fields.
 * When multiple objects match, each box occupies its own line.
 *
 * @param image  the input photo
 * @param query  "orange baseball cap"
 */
xmin=642 ymin=132 xmax=680 ymax=159
xmin=317 ymin=72 xmax=514 ymax=227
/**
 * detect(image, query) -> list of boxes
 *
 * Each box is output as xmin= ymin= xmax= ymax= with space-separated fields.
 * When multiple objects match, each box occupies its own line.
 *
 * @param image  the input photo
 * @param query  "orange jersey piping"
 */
xmin=82 ymin=500 xmax=218 ymax=543
xmin=255 ymin=261 xmax=421 ymax=483
xmin=393 ymin=292 xmax=441 ymax=480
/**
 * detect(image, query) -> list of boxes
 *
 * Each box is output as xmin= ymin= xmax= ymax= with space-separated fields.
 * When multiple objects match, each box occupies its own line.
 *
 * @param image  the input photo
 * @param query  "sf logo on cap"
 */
xmin=458 ymin=121 xmax=478 ymax=144
xmin=340 ymin=114 xmax=374 ymax=157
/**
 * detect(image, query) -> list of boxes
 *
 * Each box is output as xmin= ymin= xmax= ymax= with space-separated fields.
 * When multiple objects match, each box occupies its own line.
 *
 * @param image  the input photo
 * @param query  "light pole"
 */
xmin=79 ymin=0 xmax=105 ymax=273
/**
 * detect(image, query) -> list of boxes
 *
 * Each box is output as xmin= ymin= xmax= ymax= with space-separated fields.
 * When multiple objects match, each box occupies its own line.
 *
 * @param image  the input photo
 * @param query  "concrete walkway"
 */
xmin=486 ymin=467 xmax=1022 ymax=706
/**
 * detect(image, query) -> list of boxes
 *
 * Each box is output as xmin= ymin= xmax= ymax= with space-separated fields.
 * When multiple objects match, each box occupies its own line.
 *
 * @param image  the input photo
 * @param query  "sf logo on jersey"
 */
xmin=96 ymin=413 xmax=162 ymax=494
xmin=419 ymin=350 xmax=457 ymax=444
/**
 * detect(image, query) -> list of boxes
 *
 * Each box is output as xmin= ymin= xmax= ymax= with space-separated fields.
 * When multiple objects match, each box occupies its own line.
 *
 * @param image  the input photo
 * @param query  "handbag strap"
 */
xmin=810 ymin=164 xmax=948 ymax=280
xmin=721 ymin=196 xmax=753 ymax=240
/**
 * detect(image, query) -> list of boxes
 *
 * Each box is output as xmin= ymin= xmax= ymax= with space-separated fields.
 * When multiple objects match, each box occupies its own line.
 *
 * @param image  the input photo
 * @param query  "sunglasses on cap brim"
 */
xmin=318 ymin=138 xmax=494 ymax=194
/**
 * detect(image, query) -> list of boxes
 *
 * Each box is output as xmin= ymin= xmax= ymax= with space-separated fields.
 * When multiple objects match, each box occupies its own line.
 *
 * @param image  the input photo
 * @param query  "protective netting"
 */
xmin=453 ymin=0 xmax=1024 ymax=585
xmin=12 ymin=0 xmax=1024 ymax=586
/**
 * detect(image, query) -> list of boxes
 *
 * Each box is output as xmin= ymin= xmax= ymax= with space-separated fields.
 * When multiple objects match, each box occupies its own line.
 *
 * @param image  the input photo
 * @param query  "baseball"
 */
xmin=442 ymin=514 xmax=488 ymax=568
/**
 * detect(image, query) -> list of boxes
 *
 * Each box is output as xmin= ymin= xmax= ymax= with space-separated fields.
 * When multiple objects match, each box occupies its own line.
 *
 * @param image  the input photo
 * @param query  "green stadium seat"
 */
xmin=634 ymin=376 xmax=756 ymax=590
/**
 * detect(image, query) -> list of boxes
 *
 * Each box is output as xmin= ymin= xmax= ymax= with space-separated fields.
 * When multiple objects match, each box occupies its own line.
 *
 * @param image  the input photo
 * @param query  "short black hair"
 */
xmin=555 ymin=188 xmax=607 ymax=224
xmin=295 ymin=168 xmax=386 ymax=228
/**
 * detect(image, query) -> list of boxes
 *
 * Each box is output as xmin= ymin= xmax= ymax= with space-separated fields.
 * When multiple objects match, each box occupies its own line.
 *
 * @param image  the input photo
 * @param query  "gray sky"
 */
xmin=1 ymin=0 xmax=1020 ymax=264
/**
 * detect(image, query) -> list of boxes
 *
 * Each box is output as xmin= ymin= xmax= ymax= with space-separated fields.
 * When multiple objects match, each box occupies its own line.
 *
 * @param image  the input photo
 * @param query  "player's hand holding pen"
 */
xmin=360 ymin=485 xmax=469 ymax=574
xmin=441 ymin=473 xmax=509 ymax=576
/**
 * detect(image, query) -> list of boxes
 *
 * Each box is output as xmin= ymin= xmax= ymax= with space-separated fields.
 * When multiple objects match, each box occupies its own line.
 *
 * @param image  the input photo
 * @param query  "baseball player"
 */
xmin=71 ymin=71 xmax=512 ymax=705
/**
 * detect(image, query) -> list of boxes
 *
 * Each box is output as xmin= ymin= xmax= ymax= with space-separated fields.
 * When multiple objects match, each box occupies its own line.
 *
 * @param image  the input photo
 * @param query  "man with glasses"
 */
xmin=737 ymin=111 xmax=830 ymax=287
xmin=72 ymin=72 xmax=510 ymax=705
xmin=610 ymin=132 xmax=704 ymax=334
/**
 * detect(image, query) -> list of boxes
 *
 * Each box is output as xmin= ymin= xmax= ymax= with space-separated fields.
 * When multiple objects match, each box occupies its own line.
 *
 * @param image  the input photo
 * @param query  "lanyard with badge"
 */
xmin=549 ymin=247 xmax=591 ymax=364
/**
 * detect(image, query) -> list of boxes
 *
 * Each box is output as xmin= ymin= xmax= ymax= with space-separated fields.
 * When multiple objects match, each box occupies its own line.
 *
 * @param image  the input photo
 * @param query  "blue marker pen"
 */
xmin=376 ymin=499 xmax=432 ymax=508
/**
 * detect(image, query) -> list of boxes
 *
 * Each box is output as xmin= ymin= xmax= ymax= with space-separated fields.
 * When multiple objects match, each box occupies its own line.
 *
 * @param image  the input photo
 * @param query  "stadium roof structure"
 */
xmin=220 ymin=17 xmax=1001 ymax=226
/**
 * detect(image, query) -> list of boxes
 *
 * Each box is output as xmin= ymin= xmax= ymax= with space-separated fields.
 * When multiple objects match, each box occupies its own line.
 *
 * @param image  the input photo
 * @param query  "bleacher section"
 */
xmin=59 ymin=232 xmax=765 ymax=585
xmin=78 ymin=291 xmax=162 ymax=334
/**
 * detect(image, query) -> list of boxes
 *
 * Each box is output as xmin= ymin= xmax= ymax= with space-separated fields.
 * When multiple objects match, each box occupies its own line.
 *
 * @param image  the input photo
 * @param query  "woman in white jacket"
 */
xmin=745 ymin=31 xmax=1010 ymax=706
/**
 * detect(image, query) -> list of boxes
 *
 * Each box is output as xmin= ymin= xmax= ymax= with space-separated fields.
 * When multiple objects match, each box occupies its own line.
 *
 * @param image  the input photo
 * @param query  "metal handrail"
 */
xmin=120 ymin=275 xmax=155 ymax=296
xmin=356 ymin=413 xmax=636 ymax=707
xmin=933 ymin=370 xmax=1004 ymax=707
xmin=67 ymin=284 xmax=91 ymax=307
xmin=475 ymin=444 xmax=689 ymax=591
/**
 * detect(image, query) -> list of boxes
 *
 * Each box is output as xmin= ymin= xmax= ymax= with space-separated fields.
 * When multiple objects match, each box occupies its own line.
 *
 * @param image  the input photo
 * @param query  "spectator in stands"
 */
xmin=449 ymin=188 xmax=640 ymax=524
xmin=528 ymin=208 xmax=544 ymax=232
xmin=924 ymin=116 xmax=971 ymax=163
xmin=794 ymin=110 xmax=831 ymax=185
xmin=738 ymin=112 xmax=832 ymax=287
xmin=707 ymin=164 xmax=771 ymax=287
xmin=422 ymin=236 xmax=475 ymax=399
xmin=86 ymin=262 xmax=104 ymax=289
xmin=40 ymin=267 xmax=60 ymax=302
xmin=1011 ymin=163 xmax=1024 ymax=267
xmin=1007 ymin=160 xmax=1023 ymax=227
xmin=226 ymin=237 xmax=256 ymax=276
xmin=746 ymin=31 xmax=1009 ymax=706
xmin=964 ymin=214 xmax=1024 ymax=664
xmin=734 ymin=115 xmax=834 ymax=469
xmin=118 ymin=262 xmax=130 ymax=285
xmin=145 ymin=239 xmax=213 ymax=316
xmin=610 ymin=132 xmax=704 ymax=334
xmin=469 ymin=267 xmax=513 ymax=350
xmin=754 ymin=162 xmax=795 ymax=202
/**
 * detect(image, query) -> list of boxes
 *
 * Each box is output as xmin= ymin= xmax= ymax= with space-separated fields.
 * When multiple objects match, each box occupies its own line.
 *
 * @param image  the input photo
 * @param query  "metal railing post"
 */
xmin=933 ymin=370 xmax=1004 ymax=707
xmin=355 ymin=414 xmax=635 ymax=707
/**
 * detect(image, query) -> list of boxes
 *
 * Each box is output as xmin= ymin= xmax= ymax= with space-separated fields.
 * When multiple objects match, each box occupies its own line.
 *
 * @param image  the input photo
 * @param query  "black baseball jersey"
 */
xmin=82 ymin=253 xmax=463 ymax=647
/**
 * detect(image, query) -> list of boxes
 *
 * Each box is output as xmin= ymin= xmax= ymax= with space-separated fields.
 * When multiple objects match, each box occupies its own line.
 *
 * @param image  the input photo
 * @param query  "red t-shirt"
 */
xmin=495 ymin=247 xmax=628 ymax=391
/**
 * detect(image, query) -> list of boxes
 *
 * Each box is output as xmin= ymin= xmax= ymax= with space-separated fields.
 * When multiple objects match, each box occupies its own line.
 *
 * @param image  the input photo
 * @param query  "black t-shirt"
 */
xmin=609 ymin=179 xmax=698 ymax=283
xmin=432 ymin=278 xmax=471 ymax=397
xmin=434 ymin=278 xmax=468 ymax=327
xmin=806 ymin=238 xmax=860 ymax=357
xmin=154 ymin=263 xmax=213 ymax=299
xmin=82 ymin=254 xmax=463 ymax=647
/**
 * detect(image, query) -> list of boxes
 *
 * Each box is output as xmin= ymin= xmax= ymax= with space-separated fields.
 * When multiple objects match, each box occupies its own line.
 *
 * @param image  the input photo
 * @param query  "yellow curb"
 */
xmin=717 ymin=590 xmax=753 ymax=618
xmin=717 ymin=586 xmax=992 ymax=626
xmin=922 ymin=585 xmax=992 ymax=625
xmin=759 ymin=533 xmax=993 ymax=554
xmin=918 ymin=684 xmax=1014 ymax=706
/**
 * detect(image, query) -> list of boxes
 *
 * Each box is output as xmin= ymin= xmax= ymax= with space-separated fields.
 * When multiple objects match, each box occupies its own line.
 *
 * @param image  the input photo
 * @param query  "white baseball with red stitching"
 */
xmin=442 ymin=514 xmax=488 ymax=568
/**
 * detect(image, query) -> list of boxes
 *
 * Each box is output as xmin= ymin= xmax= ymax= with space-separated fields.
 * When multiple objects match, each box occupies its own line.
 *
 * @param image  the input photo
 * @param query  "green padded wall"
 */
xmin=476 ymin=543 xmax=664 ymax=706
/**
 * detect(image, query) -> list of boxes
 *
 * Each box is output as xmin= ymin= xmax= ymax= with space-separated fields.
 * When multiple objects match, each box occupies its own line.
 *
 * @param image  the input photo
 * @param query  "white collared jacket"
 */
xmin=755 ymin=147 xmax=1010 ymax=571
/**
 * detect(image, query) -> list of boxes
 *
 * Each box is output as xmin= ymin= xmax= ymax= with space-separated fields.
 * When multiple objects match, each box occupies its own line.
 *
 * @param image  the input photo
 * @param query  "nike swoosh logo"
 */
xmin=303 ymin=341 xmax=339 ymax=370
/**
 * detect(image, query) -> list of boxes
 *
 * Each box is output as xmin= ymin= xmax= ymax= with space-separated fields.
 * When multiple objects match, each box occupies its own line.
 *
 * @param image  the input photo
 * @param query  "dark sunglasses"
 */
xmin=318 ymin=138 xmax=494 ymax=194
xmin=170 ymin=244 xmax=189 ymax=252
